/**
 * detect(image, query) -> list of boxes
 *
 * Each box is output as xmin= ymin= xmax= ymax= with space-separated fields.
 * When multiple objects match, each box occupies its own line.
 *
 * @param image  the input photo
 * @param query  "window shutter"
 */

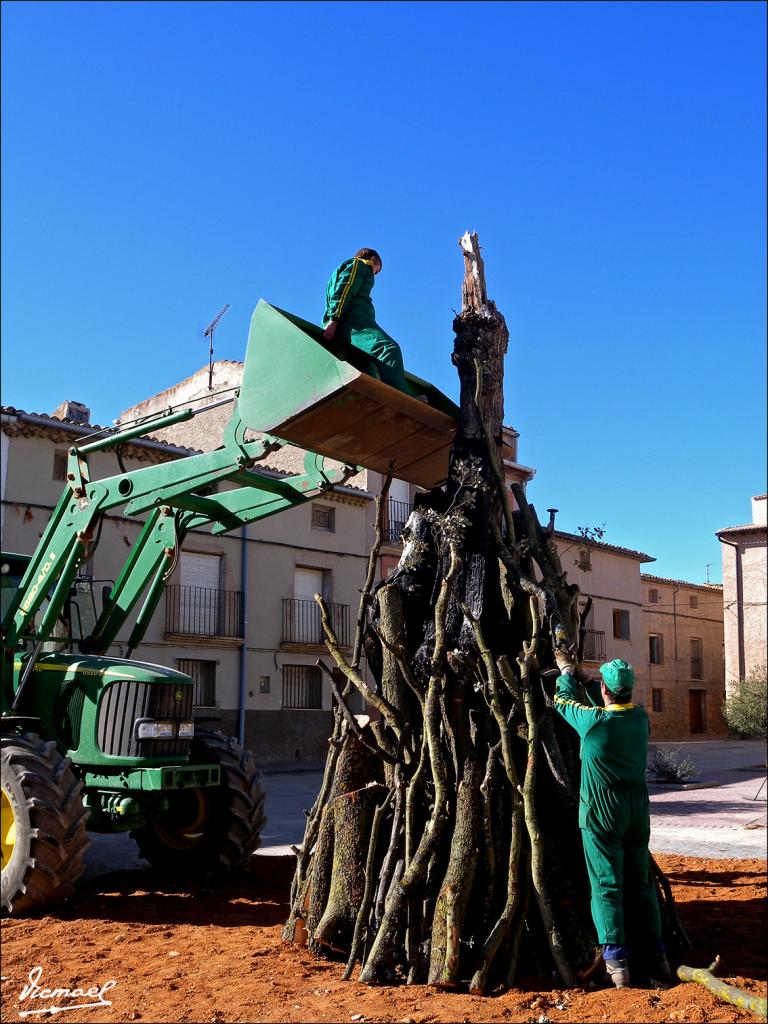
xmin=181 ymin=553 xmax=221 ymax=590
xmin=294 ymin=567 xmax=325 ymax=601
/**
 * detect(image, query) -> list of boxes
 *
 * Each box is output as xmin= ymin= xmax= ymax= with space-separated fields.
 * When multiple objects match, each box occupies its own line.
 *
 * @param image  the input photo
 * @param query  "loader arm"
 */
xmin=2 ymin=396 xmax=355 ymax=695
xmin=79 ymin=447 xmax=354 ymax=656
xmin=2 ymin=297 xmax=458 ymax=701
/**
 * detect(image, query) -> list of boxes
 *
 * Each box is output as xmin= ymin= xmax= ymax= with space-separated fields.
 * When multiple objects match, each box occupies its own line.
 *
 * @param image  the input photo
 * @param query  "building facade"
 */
xmin=640 ymin=573 xmax=726 ymax=739
xmin=554 ymin=532 xmax=654 ymax=710
xmin=717 ymin=495 xmax=768 ymax=694
xmin=1 ymin=404 xmax=373 ymax=762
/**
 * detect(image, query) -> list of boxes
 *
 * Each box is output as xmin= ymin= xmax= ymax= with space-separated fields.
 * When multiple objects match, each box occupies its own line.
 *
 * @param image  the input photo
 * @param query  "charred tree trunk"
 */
xmin=284 ymin=232 xmax=686 ymax=992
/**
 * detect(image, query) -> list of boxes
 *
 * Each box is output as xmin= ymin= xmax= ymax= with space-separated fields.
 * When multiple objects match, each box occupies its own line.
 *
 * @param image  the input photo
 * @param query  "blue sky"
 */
xmin=2 ymin=1 xmax=765 ymax=584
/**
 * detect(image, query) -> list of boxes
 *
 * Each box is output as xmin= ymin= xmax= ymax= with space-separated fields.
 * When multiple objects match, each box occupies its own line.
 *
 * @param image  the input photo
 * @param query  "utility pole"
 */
xmin=203 ymin=304 xmax=230 ymax=390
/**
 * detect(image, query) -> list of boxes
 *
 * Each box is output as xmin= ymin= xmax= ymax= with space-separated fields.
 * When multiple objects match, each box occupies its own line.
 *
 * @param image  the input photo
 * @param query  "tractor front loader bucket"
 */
xmin=236 ymin=301 xmax=459 ymax=488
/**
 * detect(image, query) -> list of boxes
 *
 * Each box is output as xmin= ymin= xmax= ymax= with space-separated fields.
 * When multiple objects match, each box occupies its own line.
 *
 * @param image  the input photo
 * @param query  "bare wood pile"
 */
xmin=283 ymin=233 xmax=684 ymax=992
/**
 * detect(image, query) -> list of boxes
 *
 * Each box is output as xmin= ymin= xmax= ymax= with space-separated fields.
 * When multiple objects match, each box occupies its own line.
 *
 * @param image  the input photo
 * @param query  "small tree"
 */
xmin=723 ymin=666 xmax=768 ymax=740
xmin=652 ymin=747 xmax=698 ymax=784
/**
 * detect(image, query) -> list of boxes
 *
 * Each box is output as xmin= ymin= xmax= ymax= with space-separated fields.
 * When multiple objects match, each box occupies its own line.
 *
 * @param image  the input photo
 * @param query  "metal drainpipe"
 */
xmin=237 ymin=524 xmax=248 ymax=746
xmin=672 ymin=585 xmax=679 ymax=665
xmin=718 ymin=536 xmax=745 ymax=681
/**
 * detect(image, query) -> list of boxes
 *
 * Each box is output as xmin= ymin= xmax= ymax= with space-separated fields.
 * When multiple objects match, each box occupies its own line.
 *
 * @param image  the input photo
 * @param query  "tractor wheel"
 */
xmin=131 ymin=729 xmax=266 ymax=873
xmin=1 ymin=733 xmax=89 ymax=916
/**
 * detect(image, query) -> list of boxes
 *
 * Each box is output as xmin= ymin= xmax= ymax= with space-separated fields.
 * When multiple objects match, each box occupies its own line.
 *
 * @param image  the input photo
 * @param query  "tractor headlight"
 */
xmin=177 ymin=721 xmax=195 ymax=739
xmin=136 ymin=721 xmax=176 ymax=740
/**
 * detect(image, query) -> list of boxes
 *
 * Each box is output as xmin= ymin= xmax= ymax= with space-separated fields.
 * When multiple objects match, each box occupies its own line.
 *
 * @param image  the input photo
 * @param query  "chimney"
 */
xmin=52 ymin=400 xmax=91 ymax=425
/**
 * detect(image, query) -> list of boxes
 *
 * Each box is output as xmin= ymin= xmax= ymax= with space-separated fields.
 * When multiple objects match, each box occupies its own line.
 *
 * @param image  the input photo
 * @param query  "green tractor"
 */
xmin=1 ymin=301 xmax=457 ymax=915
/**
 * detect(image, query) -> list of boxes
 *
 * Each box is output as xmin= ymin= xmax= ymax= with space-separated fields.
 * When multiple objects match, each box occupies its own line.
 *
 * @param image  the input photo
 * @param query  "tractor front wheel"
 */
xmin=1 ymin=733 xmax=89 ymax=915
xmin=131 ymin=729 xmax=266 ymax=873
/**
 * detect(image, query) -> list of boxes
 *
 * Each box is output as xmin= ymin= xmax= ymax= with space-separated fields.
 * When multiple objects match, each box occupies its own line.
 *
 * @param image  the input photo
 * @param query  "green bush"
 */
xmin=723 ymin=665 xmax=768 ymax=739
xmin=652 ymin=747 xmax=698 ymax=783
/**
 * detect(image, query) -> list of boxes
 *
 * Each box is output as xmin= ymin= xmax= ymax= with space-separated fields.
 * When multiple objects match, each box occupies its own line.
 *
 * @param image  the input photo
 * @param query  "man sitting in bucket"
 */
xmin=322 ymin=248 xmax=415 ymax=396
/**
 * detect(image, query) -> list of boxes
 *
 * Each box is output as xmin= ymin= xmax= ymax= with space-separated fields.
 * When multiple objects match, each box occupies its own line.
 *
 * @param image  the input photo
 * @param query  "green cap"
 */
xmin=599 ymin=659 xmax=636 ymax=692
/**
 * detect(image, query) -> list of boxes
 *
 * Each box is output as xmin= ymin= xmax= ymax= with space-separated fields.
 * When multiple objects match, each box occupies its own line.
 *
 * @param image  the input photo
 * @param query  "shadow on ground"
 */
xmin=46 ymin=854 xmax=295 ymax=929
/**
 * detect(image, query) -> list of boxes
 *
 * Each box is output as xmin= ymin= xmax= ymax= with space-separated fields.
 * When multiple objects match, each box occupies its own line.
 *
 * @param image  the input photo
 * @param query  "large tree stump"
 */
xmin=283 ymin=232 xmax=686 ymax=992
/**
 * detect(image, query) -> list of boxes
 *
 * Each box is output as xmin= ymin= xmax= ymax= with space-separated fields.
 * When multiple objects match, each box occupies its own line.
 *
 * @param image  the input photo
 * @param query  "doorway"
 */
xmin=689 ymin=689 xmax=706 ymax=734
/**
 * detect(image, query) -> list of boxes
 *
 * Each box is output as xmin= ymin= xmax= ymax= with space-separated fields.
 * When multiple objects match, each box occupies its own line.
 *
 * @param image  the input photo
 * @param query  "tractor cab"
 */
xmin=0 ymin=553 xmax=29 ymax=624
xmin=237 ymin=301 xmax=459 ymax=488
xmin=0 ymin=552 xmax=111 ymax=659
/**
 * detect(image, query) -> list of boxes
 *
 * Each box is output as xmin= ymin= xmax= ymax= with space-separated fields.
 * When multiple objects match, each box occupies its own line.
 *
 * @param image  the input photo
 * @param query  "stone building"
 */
xmin=717 ymin=495 xmax=768 ymax=694
xmin=640 ymin=573 xmax=726 ymax=739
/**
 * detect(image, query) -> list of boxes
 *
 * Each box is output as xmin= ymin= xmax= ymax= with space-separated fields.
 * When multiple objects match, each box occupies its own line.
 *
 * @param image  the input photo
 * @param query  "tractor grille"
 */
xmin=97 ymin=678 xmax=193 ymax=758
xmin=65 ymin=685 xmax=85 ymax=751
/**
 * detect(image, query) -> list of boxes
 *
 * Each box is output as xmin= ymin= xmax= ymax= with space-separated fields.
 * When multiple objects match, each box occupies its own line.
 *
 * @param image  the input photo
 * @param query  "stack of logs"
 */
xmin=283 ymin=233 xmax=686 ymax=993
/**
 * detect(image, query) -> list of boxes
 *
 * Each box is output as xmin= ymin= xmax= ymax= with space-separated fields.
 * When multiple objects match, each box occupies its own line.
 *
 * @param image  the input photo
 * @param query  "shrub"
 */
xmin=652 ymin=746 xmax=698 ymax=783
xmin=723 ymin=665 xmax=768 ymax=740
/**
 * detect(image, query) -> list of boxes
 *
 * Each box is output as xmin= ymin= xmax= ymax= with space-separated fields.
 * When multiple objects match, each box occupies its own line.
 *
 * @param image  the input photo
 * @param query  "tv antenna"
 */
xmin=203 ymin=304 xmax=230 ymax=390
xmin=706 ymin=562 xmax=714 ymax=583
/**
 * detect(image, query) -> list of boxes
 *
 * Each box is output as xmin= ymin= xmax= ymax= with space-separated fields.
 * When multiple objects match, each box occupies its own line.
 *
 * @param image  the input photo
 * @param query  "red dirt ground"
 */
xmin=1 ymin=854 xmax=765 ymax=1023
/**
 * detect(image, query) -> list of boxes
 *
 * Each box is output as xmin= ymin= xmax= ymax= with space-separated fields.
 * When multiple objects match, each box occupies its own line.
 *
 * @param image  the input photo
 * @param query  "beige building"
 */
xmin=1 ymin=402 xmax=373 ymax=762
xmin=717 ymin=495 xmax=768 ymax=694
xmin=553 ymin=532 xmax=654 ymax=709
xmin=640 ymin=574 xmax=726 ymax=740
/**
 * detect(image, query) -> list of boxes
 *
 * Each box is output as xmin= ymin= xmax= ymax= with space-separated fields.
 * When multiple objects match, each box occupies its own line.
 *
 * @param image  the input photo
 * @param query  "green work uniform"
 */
xmin=323 ymin=257 xmax=409 ymax=393
xmin=553 ymin=672 xmax=662 ymax=948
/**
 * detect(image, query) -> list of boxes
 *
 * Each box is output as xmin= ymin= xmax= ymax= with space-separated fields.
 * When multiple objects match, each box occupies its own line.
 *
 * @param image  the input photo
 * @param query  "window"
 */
xmin=295 ymin=566 xmax=326 ymax=601
xmin=282 ymin=665 xmax=322 ymax=709
xmin=690 ymin=638 xmax=703 ymax=680
xmin=612 ymin=609 xmax=631 ymax=641
xmin=259 ymin=675 xmax=271 ymax=694
xmin=78 ymin=555 xmax=94 ymax=580
xmin=311 ymin=504 xmax=335 ymax=532
xmin=53 ymin=450 xmax=68 ymax=481
xmin=178 ymin=658 xmax=216 ymax=707
xmin=576 ymin=546 xmax=592 ymax=572
xmin=648 ymin=588 xmax=659 ymax=604
xmin=652 ymin=688 xmax=664 ymax=712
xmin=649 ymin=633 xmax=664 ymax=665
xmin=179 ymin=552 xmax=222 ymax=635
xmin=689 ymin=594 xmax=698 ymax=609
xmin=285 ymin=566 xmax=327 ymax=644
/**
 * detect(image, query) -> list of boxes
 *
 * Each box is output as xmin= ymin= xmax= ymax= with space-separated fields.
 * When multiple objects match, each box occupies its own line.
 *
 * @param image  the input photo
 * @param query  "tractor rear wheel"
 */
xmin=1 ymin=733 xmax=89 ymax=915
xmin=131 ymin=729 xmax=266 ymax=873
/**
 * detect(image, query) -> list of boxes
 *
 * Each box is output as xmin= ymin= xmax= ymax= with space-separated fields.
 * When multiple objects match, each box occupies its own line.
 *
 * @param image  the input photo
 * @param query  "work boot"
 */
xmin=648 ymin=952 xmax=674 ymax=989
xmin=605 ymin=958 xmax=631 ymax=989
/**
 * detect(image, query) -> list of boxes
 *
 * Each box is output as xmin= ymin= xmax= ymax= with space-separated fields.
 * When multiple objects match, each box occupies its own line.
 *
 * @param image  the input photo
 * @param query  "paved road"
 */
xmin=83 ymin=739 xmax=766 ymax=878
xmin=647 ymin=739 xmax=766 ymax=859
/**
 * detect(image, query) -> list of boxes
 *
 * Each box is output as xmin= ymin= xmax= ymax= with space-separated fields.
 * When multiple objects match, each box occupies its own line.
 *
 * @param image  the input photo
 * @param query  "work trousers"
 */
xmin=579 ymin=785 xmax=662 ymax=947
xmin=338 ymin=323 xmax=408 ymax=394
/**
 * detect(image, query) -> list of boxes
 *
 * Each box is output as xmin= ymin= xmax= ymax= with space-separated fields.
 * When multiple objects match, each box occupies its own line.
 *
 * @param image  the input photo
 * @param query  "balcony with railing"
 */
xmin=281 ymin=598 xmax=350 ymax=648
xmin=165 ymin=585 xmax=243 ymax=639
xmin=582 ymin=628 xmax=606 ymax=663
xmin=386 ymin=499 xmax=413 ymax=543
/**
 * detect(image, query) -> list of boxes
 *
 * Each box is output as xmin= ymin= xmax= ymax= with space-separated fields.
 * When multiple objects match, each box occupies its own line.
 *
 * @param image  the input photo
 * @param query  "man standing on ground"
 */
xmin=553 ymin=654 xmax=674 ymax=989
xmin=322 ymin=248 xmax=410 ymax=394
